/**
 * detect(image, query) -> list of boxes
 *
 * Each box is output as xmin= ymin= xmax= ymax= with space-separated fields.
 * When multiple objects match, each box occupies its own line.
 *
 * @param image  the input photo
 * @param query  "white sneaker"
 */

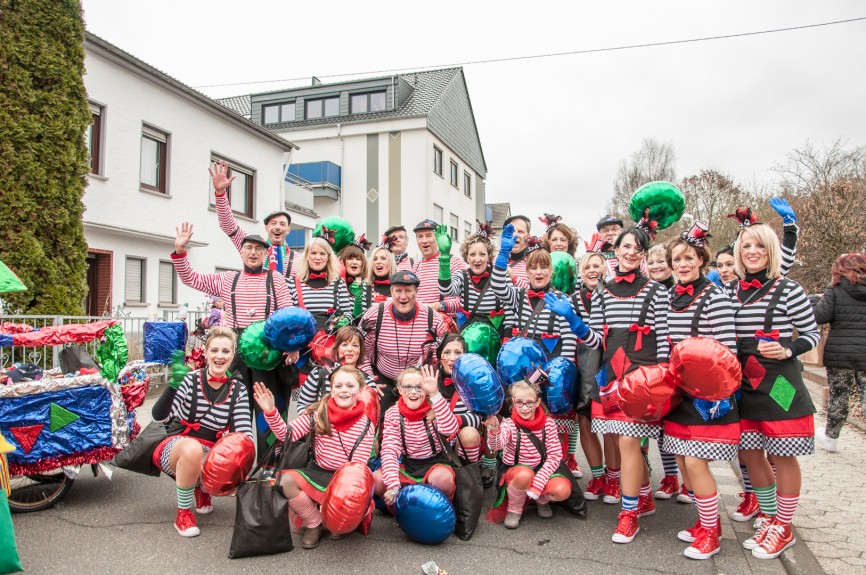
xmin=815 ymin=429 xmax=839 ymax=453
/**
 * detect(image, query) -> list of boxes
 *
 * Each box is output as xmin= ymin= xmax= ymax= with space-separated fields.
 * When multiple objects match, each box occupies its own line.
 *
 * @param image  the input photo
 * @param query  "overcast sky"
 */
xmin=80 ymin=0 xmax=866 ymax=238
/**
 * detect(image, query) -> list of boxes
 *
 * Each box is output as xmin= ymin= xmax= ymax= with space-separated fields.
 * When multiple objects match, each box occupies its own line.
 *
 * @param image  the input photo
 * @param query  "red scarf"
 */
xmin=327 ymin=397 xmax=366 ymax=432
xmin=397 ymin=397 xmax=432 ymax=421
xmin=471 ymin=271 xmax=490 ymax=284
xmin=511 ymin=405 xmax=547 ymax=431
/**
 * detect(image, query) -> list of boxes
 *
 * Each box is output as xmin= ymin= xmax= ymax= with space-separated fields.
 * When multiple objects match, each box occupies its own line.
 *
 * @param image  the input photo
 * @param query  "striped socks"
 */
xmin=754 ymin=484 xmax=778 ymax=517
xmin=622 ymin=495 xmax=639 ymax=512
xmin=640 ymin=483 xmax=652 ymax=498
xmin=177 ymin=485 xmax=194 ymax=510
xmin=739 ymin=464 xmax=753 ymax=493
xmin=695 ymin=493 xmax=719 ymax=530
xmin=591 ymin=465 xmax=605 ymax=479
xmin=606 ymin=467 xmax=621 ymax=482
xmin=776 ymin=493 xmax=800 ymax=525
xmin=506 ymin=484 xmax=528 ymax=514
xmin=658 ymin=439 xmax=679 ymax=477
xmin=289 ymin=492 xmax=323 ymax=528
xmin=568 ymin=426 xmax=579 ymax=454
xmin=481 ymin=455 xmax=497 ymax=470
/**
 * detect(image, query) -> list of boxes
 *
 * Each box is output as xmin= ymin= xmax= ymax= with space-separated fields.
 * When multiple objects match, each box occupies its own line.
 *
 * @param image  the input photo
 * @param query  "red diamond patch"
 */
xmin=609 ymin=347 xmax=632 ymax=380
xmin=743 ymin=355 xmax=766 ymax=390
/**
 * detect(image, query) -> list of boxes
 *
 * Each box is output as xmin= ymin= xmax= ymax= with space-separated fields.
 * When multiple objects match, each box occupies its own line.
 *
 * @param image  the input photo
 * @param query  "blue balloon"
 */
xmin=545 ymin=357 xmax=577 ymax=415
xmin=394 ymin=484 xmax=456 ymax=545
xmin=496 ymin=337 xmax=549 ymax=385
xmin=264 ymin=308 xmax=317 ymax=352
xmin=452 ymin=353 xmax=505 ymax=416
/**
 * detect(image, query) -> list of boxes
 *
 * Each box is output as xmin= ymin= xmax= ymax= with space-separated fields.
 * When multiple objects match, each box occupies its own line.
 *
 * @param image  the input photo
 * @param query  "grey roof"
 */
xmin=216 ymin=94 xmax=252 ymax=118
xmin=84 ymin=32 xmax=297 ymax=151
xmin=487 ymin=203 xmax=512 ymax=228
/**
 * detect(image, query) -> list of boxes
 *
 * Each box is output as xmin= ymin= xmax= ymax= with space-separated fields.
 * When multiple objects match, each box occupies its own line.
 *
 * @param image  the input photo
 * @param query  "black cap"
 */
xmin=596 ymin=215 xmax=624 ymax=231
xmin=503 ymin=214 xmax=530 ymax=228
xmin=263 ymin=210 xmax=292 ymax=225
xmin=242 ymin=234 xmax=270 ymax=249
xmin=412 ymin=219 xmax=438 ymax=232
xmin=383 ymin=225 xmax=406 ymax=237
xmin=389 ymin=270 xmax=420 ymax=286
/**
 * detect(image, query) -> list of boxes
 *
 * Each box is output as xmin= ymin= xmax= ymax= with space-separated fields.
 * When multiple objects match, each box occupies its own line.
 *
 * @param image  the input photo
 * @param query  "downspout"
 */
xmin=337 ymin=123 xmax=344 ymax=217
xmin=282 ymin=148 xmax=294 ymax=214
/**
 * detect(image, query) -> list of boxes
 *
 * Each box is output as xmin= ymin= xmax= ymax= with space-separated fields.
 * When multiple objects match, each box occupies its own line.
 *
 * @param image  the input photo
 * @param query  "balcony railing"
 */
xmin=287 ymin=161 xmax=341 ymax=200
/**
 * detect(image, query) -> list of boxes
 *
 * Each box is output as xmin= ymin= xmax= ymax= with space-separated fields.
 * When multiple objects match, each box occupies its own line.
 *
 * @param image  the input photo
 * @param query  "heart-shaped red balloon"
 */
xmin=321 ymin=461 xmax=375 ymax=535
xmin=617 ymin=363 xmax=680 ymax=422
xmin=200 ymin=433 xmax=256 ymax=496
xmin=669 ymin=337 xmax=742 ymax=401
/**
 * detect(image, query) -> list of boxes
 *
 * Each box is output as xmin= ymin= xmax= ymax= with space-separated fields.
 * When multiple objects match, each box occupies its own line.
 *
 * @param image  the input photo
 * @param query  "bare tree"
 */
xmin=608 ymin=138 xmax=677 ymax=219
xmin=773 ymin=138 xmax=866 ymax=196
xmin=677 ymin=169 xmax=757 ymax=249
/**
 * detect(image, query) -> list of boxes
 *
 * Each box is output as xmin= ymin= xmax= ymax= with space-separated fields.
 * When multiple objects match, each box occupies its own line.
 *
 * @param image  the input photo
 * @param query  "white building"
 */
xmin=218 ymin=68 xmax=488 ymax=255
xmin=82 ymin=33 xmax=306 ymax=318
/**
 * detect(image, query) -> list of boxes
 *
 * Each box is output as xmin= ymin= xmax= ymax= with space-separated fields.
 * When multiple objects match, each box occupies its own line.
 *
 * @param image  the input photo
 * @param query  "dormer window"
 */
xmin=306 ymin=96 xmax=339 ymax=119
xmin=350 ymin=91 xmax=386 ymax=114
xmin=262 ymin=102 xmax=295 ymax=124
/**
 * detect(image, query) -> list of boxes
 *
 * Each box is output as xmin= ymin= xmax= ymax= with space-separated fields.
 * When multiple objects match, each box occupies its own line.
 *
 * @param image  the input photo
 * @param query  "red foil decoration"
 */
xmin=359 ymin=385 xmax=381 ymax=429
xmin=200 ymin=433 xmax=256 ymax=496
xmin=320 ymin=461 xmax=375 ymax=535
xmin=617 ymin=363 xmax=680 ymax=422
xmin=669 ymin=337 xmax=742 ymax=401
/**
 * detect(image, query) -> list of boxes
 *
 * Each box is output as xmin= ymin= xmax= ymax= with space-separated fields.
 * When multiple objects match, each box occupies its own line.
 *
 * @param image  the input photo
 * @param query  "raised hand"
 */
xmin=434 ymin=224 xmax=452 ymax=255
xmin=175 ymin=222 xmax=194 ymax=254
xmin=545 ymin=293 xmax=588 ymax=338
xmin=252 ymin=382 xmax=276 ymax=413
xmin=500 ymin=224 xmax=516 ymax=253
xmin=208 ymin=160 xmax=236 ymax=195
xmin=769 ymin=198 xmax=797 ymax=225
xmin=420 ymin=364 xmax=440 ymax=396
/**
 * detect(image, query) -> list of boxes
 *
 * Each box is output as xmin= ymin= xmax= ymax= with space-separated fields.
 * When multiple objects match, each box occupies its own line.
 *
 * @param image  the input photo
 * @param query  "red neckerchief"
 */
xmin=310 ymin=272 xmax=327 ymax=280
xmin=443 ymin=377 xmax=453 ymax=387
xmin=373 ymin=279 xmax=390 ymax=285
xmin=397 ymin=397 xmax=432 ymax=421
xmin=327 ymin=397 xmax=366 ymax=432
xmin=740 ymin=279 xmax=762 ymax=290
xmin=345 ymin=275 xmax=356 ymax=285
xmin=511 ymin=406 xmax=546 ymax=431
xmin=615 ymin=273 xmax=635 ymax=283
xmin=675 ymin=284 xmax=694 ymax=296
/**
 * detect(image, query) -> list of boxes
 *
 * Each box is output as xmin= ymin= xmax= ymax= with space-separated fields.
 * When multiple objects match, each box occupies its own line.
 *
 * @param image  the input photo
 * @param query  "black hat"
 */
xmin=241 ymin=234 xmax=270 ymax=249
xmin=383 ymin=225 xmax=406 ymax=237
xmin=263 ymin=210 xmax=292 ymax=225
xmin=595 ymin=215 xmax=624 ymax=231
xmin=413 ymin=219 xmax=438 ymax=232
xmin=503 ymin=214 xmax=530 ymax=228
xmin=389 ymin=270 xmax=420 ymax=286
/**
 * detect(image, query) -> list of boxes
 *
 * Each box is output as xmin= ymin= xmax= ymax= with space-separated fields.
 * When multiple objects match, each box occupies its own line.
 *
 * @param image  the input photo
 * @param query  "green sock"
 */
xmin=177 ymin=485 xmax=195 ymax=510
xmin=754 ymin=484 xmax=777 ymax=516
xmin=568 ymin=427 xmax=579 ymax=453
xmin=481 ymin=455 xmax=497 ymax=470
xmin=591 ymin=465 xmax=605 ymax=479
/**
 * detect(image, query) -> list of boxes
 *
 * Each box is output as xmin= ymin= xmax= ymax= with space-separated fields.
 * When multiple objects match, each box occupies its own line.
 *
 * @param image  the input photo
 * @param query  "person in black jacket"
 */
xmin=813 ymin=253 xmax=866 ymax=452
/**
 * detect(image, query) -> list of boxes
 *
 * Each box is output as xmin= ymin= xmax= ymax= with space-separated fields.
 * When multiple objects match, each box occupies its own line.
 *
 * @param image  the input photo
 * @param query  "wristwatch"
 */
xmin=784 ymin=347 xmax=793 ymax=359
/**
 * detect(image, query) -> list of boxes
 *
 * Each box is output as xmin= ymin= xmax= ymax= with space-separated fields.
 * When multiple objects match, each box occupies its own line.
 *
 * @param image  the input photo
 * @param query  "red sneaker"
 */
xmin=654 ymin=475 xmax=679 ymax=499
xmin=583 ymin=476 xmax=606 ymax=500
xmin=194 ymin=486 xmax=213 ymax=515
xmin=684 ymin=526 xmax=721 ymax=560
xmin=678 ymin=517 xmax=722 ymax=543
xmin=752 ymin=522 xmax=796 ymax=559
xmin=174 ymin=508 xmax=200 ymax=537
xmin=676 ymin=483 xmax=693 ymax=504
xmin=566 ymin=454 xmax=583 ymax=478
xmin=743 ymin=515 xmax=776 ymax=550
xmin=753 ymin=512 xmax=771 ymax=530
xmin=603 ymin=477 xmax=621 ymax=505
xmin=612 ymin=510 xmax=640 ymax=543
xmin=732 ymin=492 xmax=759 ymax=522
xmin=637 ymin=494 xmax=656 ymax=518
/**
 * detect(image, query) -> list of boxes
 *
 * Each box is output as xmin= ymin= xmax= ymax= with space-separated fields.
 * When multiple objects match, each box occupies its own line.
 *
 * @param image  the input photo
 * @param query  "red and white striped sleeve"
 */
xmin=288 ymin=411 xmax=313 ymax=442
xmin=430 ymin=394 xmax=459 ymax=440
xmin=486 ymin=418 xmax=514 ymax=454
xmin=215 ymin=192 xmax=246 ymax=253
xmin=264 ymin=409 xmax=289 ymax=443
xmin=170 ymin=252 xmax=224 ymax=296
xmin=380 ymin=406 xmax=403 ymax=490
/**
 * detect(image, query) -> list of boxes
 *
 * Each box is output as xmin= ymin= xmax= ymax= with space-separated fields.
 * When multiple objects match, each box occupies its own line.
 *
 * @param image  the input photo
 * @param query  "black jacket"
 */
xmin=813 ymin=278 xmax=866 ymax=370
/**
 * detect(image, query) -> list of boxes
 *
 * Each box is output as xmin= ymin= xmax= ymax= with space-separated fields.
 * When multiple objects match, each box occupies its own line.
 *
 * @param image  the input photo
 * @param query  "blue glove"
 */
xmin=706 ymin=269 xmax=722 ymax=287
xmin=544 ymin=293 xmax=589 ymax=339
xmin=495 ymin=224 xmax=516 ymax=269
xmin=769 ymin=198 xmax=797 ymax=225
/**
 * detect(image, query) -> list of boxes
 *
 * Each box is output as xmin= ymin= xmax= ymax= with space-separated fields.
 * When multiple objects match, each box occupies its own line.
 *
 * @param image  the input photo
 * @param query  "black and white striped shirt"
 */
xmin=164 ymin=372 xmax=253 ymax=441
xmin=439 ymin=269 xmax=511 ymax=323
xmin=667 ymin=280 xmax=737 ymax=353
xmin=290 ymin=277 xmax=354 ymax=321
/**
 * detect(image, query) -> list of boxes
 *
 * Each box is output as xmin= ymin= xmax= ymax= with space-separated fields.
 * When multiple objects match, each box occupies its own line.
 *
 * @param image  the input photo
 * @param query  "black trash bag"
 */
xmin=59 ymin=344 xmax=99 ymax=374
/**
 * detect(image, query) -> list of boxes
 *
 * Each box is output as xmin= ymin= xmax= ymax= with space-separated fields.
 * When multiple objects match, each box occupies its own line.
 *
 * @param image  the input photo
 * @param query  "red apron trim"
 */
xmin=663 ymin=420 xmax=740 ymax=444
xmin=739 ymin=415 xmax=814 ymax=439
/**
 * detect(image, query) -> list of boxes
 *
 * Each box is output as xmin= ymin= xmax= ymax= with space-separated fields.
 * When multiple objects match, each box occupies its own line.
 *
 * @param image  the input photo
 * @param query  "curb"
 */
xmin=779 ymin=527 xmax=827 ymax=575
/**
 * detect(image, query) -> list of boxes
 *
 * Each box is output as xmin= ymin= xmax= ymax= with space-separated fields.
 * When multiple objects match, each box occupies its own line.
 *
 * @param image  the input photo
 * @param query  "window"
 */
xmin=433 ymin=203 xmax=444 ymax=224
xmin=209 ymin=156 xmax=255 ymax=218
xmin=464 ymin=220 xmax=472 ymax=239
xmin=140 ymin=125 xmax=169 ymax=194
xmin=350 ymin=91 xmax=386 ymax=114
xmin=158 ymin=261 xmax=177 ymax=305
xmin=86 ymin=102 xmax=103 ymax=175
xmin=433 ymin=146 xmax=443 ymax=176
xmin=450 ymin=160 xmax=458 ymax=187
xmin=124 ymin=257 xmax=145 ymax=304
xmin=286 ymin=229 xmax=306 ymax=251
xmin=305 ymin=96 xmax=339 ymax=119
xmin=464 ymin=172 xmax=471 ymax=198
xmin=449 ymin=214 xmax=459 ymax=241
xmin=262 ymin=101 xmax=295 ymax=124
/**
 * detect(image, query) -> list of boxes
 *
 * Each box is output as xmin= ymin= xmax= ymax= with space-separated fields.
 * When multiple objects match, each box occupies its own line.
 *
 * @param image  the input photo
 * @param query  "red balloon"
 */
xmin=200 ymin=433 xmax=256 ymax=496
xmin=310 ymin=330 xmax=336 ymax=365
xmin=320 ymin=461 xmax=375 ymax=535
xmin=436 ymin=311 xmax=459 ymax=334
xmin=669 ymin=337 xmax=742 ymax=401
xmin=617 ymin=363 xmax=680 ymax=422
xmin=359 ymin=385 xmax=380 ymax=429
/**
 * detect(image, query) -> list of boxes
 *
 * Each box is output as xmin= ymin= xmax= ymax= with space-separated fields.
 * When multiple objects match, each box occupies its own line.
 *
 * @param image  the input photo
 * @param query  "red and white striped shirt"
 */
xmin=509 ymin=259 xmax=529 ymax=289
xmin=171 ymin=252 xmax=293 ymax=329
xmin=412 ymin=253 xmax=467 ymax=305
xmin=380 ymin=394 xmax=459 ymax=490
xmin=265 ymin=408 xmax=375 ymax=471
xmin=359 ymin=303 xmax=448 ymax=380
xmin=487 ymin=417 xmax=562 ymax=496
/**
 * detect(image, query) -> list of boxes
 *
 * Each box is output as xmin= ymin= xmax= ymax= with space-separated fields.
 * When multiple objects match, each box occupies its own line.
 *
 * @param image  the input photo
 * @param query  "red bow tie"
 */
xmin=740 ymin=279 xmax=763 ymax=290
xmin=208 ymin=376 xmax=228 ymax=384
xmin=675 ymin=284 xmax=694 ymax=296
xmin=374 ymin=279 xmax=390 ymax=285
xmin=755 ymin=329 xmax=780 ymax=341
xmin=528 ymin=289 xmax=547 ymax=299
xmin=615 ymin=274 xmax=635 ymax=284
xmin=471 ymin=271 xmax=490 ymax=283
xmin=443 ymin=377 xmax=453 ymax=387
xmin=309 ymin=272 xmax=327 ymax=280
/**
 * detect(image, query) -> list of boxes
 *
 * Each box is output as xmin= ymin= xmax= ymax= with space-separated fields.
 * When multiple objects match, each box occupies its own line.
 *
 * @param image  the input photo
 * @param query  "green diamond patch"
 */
xmin=769 ymin=376 xmax=796 ymax=411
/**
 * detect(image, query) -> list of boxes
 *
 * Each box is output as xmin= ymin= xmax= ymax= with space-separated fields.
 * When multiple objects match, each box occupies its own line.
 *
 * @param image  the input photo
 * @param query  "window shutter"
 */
xmin=159 ymin=261 xmax=175 ymax=303
xmin=125 ymin=258 xmax=143 ymax=302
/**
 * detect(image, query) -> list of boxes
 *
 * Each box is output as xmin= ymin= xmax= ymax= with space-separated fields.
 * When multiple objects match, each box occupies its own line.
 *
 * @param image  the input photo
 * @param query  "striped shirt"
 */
xmin=780 ymin=224 xmax=798 ymax=277
xmin=441 ymin=383 xmax=483 ymax=429
xmin=265 ymin=408 xmax=375 ymax=471
xmin=359 ymin=303 xmax=448 ymax=380
xmin=290 ymin=277 xmax=354 ymax=320
xmin=490 ymin=264 xmax=578 ymax=359
xmin=214 ymin=192 xmax=299 ymax=279
xmin=727 ymin=278 xmax=819 ymax=351
xmin=380 ymin=394 xmax=460 ymax=490
xmin=581 ymin=278 xmax=671 ymax=363
xmin=487 ymin=417 xmax=562 ymax=496
xmin=412 ymin=253 xmax=468 ymax=305
xmin=438 ymin=270 xmax=510 ymax=323
xmin=395 ymin=253 xmax=415 ymax=273
xmin=171 ymin=252 xmax=293 ymax=329
xmin=667 ymin=281 xmax=737 ymax=353
xmin=509 ymin=259 xmax=529 ymax=289
xmin=164 ymin=372 xmax=253 ymax=442
xmin=295 ymin=364 xmax=378 ymax=415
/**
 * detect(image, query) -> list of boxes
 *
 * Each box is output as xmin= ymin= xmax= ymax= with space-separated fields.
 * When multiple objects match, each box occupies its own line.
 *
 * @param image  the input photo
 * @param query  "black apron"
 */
xmin=736 ymin=279 xmax=815 ymax=422
xmin=599 ymin=279 xmax=661 ymax=383
xmin=572 ymin=289 xmax=601 ymax=414
xmin=514 ymin=292 xmax=564 ymax=359
xmin=457 ymin=272 xmax=506 ymax=338
xmin=398 ymin=415 xmax=453 ymax=480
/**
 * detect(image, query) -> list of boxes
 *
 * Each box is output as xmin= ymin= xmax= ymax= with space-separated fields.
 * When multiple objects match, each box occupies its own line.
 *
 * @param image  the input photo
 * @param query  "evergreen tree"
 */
xmin=0 ymin=0 xmax=90 ymax=314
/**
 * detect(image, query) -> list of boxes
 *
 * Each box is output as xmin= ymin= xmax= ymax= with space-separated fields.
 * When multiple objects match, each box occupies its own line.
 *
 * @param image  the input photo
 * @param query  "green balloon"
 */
xmin=461 ymin=322 xmax=502 ymax=367
xmin=628 ymin=181 xmax=686 ymax=231
xmin=551 ymin=252 xmax=576 ymax=294
xmin=239 ymin=321 xmax=282 ymax=371
xmin=97 ymin=324 xmax=129 ymax=382
xmin=313 ymin=217 xmax=355 ymax=254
